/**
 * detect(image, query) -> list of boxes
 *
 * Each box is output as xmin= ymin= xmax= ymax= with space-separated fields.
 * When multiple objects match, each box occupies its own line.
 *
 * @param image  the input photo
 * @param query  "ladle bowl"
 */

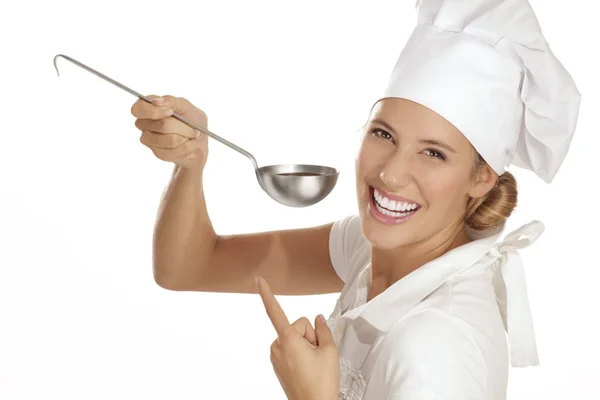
xmin=52 ymin=54 xmax=339 ymax=207
xmin=257 ymin=164 xmax=339 ymax=207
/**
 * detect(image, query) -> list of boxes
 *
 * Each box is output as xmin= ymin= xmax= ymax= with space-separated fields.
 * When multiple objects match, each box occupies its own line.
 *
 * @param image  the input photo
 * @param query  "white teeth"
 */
xmin=375 ymin=203 xmax=413 ymax=218
xmin=373 ymin=188 xmax=419 ymax=212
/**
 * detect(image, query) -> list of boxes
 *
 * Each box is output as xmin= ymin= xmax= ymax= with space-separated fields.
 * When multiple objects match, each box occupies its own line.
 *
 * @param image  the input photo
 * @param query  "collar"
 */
xmin=334 ymin=220 xmax=544 ymax=368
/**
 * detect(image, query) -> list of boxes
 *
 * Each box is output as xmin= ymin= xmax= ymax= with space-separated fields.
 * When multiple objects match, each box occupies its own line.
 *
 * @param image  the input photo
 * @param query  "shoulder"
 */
xmin=378 ymin=309 xmax=489 ymax=398
xmin=329 ymin=214 xmax=370 ymax=282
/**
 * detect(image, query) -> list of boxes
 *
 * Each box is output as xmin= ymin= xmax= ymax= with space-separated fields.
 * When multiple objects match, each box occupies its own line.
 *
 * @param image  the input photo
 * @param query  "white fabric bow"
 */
xmin=488 ymin=220 xmax=545 ymax=367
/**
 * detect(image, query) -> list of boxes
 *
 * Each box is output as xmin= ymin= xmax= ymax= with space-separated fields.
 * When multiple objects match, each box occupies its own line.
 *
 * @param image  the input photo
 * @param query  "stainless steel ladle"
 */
xmin=52 ymin=54 xmax=339 ymax=207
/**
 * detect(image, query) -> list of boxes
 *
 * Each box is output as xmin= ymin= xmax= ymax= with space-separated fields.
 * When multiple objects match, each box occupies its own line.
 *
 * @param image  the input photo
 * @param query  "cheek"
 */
xmin=356 ymin=141 xmax=380 ymax=176
xmin=419 ymin=172 xmax=471 ymax=211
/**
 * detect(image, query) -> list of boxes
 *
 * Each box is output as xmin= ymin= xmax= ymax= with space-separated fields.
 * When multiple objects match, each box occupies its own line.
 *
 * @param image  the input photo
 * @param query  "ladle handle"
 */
xmin=53 ymin=54 xmax=260 ymax=171
xmin=169 ymin=113 xmax=258 ymax=170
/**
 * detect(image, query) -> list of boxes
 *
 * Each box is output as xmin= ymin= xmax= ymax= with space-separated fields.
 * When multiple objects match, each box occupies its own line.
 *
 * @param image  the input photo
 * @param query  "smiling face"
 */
xmin=355 ymin=98 xmax=496 ymax=250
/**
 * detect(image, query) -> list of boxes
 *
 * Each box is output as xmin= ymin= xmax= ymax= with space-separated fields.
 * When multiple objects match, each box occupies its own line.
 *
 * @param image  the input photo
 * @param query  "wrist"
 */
xmin=174 ymin=162 xmax=204 ymax=178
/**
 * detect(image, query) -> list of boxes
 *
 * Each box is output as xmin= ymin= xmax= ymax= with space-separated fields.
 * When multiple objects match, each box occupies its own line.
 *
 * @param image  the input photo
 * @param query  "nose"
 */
xmin=379 ymin=152 xmax=413 ymax=189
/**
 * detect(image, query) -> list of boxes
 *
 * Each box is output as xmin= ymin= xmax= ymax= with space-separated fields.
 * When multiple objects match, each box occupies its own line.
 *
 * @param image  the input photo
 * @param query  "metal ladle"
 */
xmin=52 ymin=54 xmax=339 ymax=207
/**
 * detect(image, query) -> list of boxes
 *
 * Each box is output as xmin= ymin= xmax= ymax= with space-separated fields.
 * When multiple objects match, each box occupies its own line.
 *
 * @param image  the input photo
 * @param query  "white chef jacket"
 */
xmin=325 ymin=214 xmax=544 ymax=400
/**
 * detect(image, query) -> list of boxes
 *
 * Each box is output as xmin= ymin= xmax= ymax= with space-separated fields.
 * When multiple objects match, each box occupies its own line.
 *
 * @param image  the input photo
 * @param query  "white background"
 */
xmin=1 ymin=0 xmax=598 ymax=399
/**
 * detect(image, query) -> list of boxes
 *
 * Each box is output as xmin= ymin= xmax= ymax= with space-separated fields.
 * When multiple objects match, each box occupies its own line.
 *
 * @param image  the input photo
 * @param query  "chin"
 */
xmin=359 ymin=213 xmax=416 ymax=250
xmin=357 ymin=205 xmax=418 ymax=251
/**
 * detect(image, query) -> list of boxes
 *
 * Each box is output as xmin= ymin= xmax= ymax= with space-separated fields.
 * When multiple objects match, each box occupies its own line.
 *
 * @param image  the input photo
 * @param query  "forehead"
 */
xmin=370 ymin=98 xmax=471 ymax=147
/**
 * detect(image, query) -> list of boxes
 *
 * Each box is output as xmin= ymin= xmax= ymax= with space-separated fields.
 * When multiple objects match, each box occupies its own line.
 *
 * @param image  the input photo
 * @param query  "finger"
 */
xmin=314 ymin=314 xmax=335 ymax=347
xmin=140 ymin=131 xmax=189 ymax=149
xmin=157 ymin=95 xmax=197 ymax=116
xmin=270 ymin=338 xmax=281 ymax=356
xmin=131 ymin=94 xmax=173 ymax=120
xmin=148 ymin=95 xmax=200 ymax=119
xmin=256 ymin=276 xmax=290 ymax=338
xmin=291 ymin=317 xmax=317 ymax=347
xmin=149 ymin=136 xmax=203 ymax=162
xmin=135 ymin=117 xmax=197 ymax=139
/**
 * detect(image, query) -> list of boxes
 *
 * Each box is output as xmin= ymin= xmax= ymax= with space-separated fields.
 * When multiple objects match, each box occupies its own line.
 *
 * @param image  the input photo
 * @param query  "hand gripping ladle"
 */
xmin=53 ymin=54 xmax=339 ymax=207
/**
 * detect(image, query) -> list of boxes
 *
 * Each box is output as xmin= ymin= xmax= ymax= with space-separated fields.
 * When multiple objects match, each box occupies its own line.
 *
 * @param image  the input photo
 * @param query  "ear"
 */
xmin=468 ymin=163 xmax=497 ymax=198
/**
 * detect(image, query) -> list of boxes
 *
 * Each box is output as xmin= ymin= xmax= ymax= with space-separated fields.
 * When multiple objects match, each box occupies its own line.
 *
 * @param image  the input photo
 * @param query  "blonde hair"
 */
xmin=465 ymin=154 xmax=518 ymax=231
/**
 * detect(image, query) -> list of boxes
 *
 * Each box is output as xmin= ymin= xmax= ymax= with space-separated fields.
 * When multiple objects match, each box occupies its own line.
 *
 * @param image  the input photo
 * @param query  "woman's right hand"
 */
xmin=131 ymin=94 xmax=209 ymax=170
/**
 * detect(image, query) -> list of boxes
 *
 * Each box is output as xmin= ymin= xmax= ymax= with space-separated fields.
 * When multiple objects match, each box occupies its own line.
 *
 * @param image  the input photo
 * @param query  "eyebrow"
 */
xmin=420 ymin=139 xmax=457 ymax=154
xmin=370 ymin=118 xmax=457 ymax=154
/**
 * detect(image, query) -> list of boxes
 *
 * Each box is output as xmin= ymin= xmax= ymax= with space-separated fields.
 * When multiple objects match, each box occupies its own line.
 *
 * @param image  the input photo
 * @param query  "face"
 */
xmin=355 ymin=98 xmax=496 ymax=250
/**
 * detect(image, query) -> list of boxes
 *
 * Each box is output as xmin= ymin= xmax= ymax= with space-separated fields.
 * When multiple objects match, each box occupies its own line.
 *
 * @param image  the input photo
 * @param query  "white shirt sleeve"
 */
xmin=328 ymin=214 xmax=370 ymax=283
xmin=381 ymin=310 xmax=489 ymax=399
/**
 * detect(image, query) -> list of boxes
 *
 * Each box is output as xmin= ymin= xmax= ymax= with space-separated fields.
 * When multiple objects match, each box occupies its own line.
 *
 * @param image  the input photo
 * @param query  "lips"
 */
xmin=367 ymin=185 xmax=421 ymax=225
xmin=371 ymin=185 xmax=421 ymax=211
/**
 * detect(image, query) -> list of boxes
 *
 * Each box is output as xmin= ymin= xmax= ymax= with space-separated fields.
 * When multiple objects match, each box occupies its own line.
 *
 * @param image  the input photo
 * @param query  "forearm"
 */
xmin=152 ymin=164 xmax=218 ymax=289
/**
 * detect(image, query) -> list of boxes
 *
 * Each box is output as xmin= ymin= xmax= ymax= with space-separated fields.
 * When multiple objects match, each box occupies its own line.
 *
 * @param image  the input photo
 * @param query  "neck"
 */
xmin=369 ymin=221 xmax=471 ymax=299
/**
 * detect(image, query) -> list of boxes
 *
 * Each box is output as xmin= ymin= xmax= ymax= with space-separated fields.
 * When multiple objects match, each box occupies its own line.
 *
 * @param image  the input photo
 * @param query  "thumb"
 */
xmin=151 ymin=95 xmax=207 ymax=139
xmin=314 ymin=314 xmax=335 ymax=347
xmin=152 ymin=95 xmax=205 ymax=120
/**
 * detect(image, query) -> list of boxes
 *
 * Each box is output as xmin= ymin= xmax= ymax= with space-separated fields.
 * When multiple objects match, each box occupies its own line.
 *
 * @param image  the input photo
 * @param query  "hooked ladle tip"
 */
xmin=53 ymin=54 xmax=65 ymax=76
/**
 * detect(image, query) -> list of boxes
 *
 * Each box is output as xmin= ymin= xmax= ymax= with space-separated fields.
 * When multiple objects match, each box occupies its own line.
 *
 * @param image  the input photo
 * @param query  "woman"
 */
xmin=131 ymin=0 xmax=581 ymax=398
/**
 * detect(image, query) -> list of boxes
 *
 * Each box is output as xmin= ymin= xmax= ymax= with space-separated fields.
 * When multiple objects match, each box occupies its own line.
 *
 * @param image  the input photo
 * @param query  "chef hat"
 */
xmin=378 ymin=0 xmax=581 ymax=183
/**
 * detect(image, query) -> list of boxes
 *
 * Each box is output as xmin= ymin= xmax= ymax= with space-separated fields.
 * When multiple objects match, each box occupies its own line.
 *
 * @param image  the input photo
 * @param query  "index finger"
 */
xmin=130 ymin=95 xmax=171 ymax=120
xmin=255 ymin=276 xmax=290 ymax=338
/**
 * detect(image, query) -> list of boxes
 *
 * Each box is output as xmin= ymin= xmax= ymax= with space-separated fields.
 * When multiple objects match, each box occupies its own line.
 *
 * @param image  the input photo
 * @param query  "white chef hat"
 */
xmin=377 ymin=0 xmax=581 ymax=183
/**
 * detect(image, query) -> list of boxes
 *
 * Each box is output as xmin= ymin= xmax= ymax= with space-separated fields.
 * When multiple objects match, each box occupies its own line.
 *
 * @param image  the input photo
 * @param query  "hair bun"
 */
xmin=466 ymin=172 xmax=518 ymax=232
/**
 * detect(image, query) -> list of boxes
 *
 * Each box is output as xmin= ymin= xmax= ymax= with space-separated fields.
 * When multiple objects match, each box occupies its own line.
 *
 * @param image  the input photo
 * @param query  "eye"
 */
xmin=371 ymin=128 xmax=394 ymax=142
xmin=423 ymin=149 xmax=447 ymax=160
